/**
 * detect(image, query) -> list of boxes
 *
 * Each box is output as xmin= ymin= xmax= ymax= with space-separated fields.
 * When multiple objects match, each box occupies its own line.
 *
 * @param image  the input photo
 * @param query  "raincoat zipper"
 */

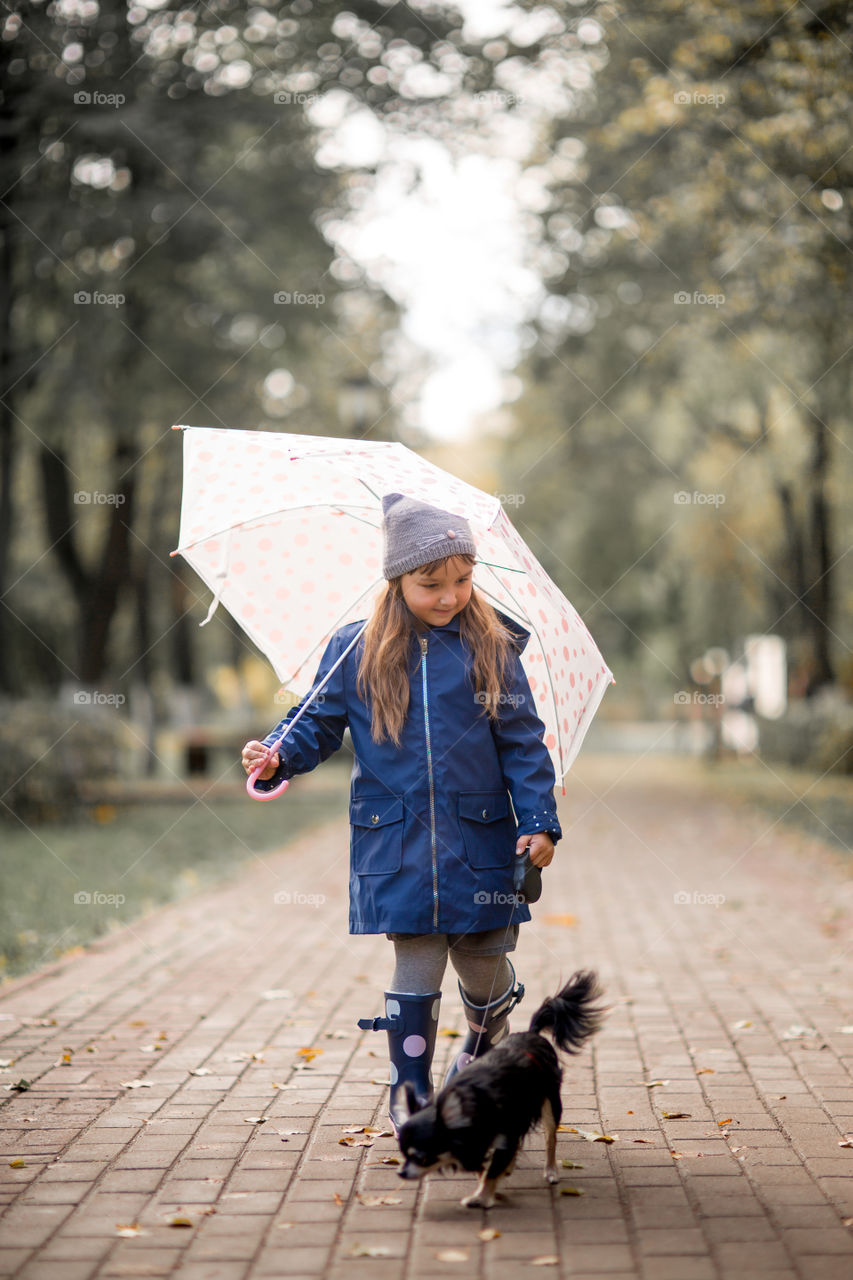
xmin=420 ymin=635 xmax=439 ymax=928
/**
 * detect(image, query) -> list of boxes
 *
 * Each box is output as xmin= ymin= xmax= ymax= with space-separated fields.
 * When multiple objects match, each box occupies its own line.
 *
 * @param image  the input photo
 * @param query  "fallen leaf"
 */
xmin=333 ymin=1192 xmax=344 ymax=1206
xmin=438 ymin=1028 xmax=462 ymax=1038
xmin=189 ymin=1068 xmax=211 ymax=1077
xmin=839 ymin=1139 xmax=853 ymax=1148
xmin=478 ymin=1228 xmax=500 ymax=1241
xmin=717 ymin=1118 xmax=733 ymax=1126
xmin=244 ymin=1117 xmax=267 ymax=1124
xmin=781 ymin=1025 xmax=818 ymax=1040
xmin=370 ymin=1078 xmax=391 ymax=1086
xmin=531 ymin=1255 xmax=559 ymax=1265
xmin=378 ymin=1155 xmax=401 ymax=1165
xmin=8 ymin=1158 xmax=26 ymax=1168
xmin=61 ymin=1052 xmax=72 ymax=1064
xmin=732 ymin=1020 xmax=753 ymax=1029
xmin=635 ymin=1079 xmax=670 ymax=1088
xmin=661 ymin=1112 xmax=692 ymax=1119
xmin=696 ymin=1068 xmax=715 ymax=1075
xmin=559 ymin=1187 xmax=584 ymax=1196
xmin=436 ymin=1249 xmax=468 ymax=1261
xmin=167 ymin=1216 xmax=194 ymax=1228
xmin=571 ymin=1129 xmax=616 ymax=1144
xmin=275 ymin=1222 xmax=295 ymax=1230
xmin=261 ymin=989 xmax=293 ymax=1000
xmin=276 ymin=1129 xmax=306 ymax=1136
xmin=357 ymin=1193 xmax=403 ymax=1207
xmin=350 ymin=1243 xmax=392 ymax=1257
xmin=296 ymin=1047 xmax=322 ymax=1062
xmin=560 ymin=1160 xmax=584 ymax=1168
xmin=7 ymin=1079 xmax=30 ymax=1092
xmin=339 ymin=1135 xmax=375 ymax=1147
xmin=115 ymin=1223 xmax=144 ymax=1238
xmin=120 ymin=1080 xmax=153 ymax=1089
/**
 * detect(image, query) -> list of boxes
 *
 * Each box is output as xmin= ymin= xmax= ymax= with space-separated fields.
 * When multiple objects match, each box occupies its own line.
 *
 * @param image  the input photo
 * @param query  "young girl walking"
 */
xmin=241 ymin=492 xmax=562 ymax=1133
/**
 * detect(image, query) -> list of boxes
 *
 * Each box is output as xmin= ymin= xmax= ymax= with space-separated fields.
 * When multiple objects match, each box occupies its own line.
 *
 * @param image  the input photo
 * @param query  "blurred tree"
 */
xmin=0 ymin=0 xmax=508 ymax=695
xmin=507 ymin=0 xmax=851 ymax=696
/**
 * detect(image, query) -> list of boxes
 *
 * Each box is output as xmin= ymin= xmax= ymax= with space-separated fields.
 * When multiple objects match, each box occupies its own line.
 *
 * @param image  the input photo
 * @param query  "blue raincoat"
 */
xmin=257 ymin=607 xmax=562 ymax=935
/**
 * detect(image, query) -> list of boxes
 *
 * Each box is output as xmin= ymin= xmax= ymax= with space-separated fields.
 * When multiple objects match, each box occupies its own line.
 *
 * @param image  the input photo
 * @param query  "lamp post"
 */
xmin=337 ymin=376 xmax=385 ymax=440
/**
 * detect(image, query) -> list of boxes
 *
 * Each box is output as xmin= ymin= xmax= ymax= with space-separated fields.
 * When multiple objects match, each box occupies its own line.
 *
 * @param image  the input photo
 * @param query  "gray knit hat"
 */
xmin=381 ymin=492 xmax=477 ymax=580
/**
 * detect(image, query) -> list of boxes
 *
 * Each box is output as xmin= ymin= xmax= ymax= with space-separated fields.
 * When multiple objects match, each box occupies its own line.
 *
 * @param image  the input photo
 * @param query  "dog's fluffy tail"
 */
xmin=528 ymin=970 xmax=606 ymax=1054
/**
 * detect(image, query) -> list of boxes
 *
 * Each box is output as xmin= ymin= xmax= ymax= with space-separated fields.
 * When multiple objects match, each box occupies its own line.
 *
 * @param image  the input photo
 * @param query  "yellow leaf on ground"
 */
xmin=478 ymin=1228 xmax=500 ymax=1240
xmin=560 ymin=1187 xmax=584 ymax=1196
xmin=349 ymin=1243 xmax=391 ymax=1257
xmin=436 ymin=1250 xmax=469 ymax=1261
xmin=8 ymin=1158 xmax=25 ymax=1168
xmin=531 ymin=1255 xmax=559 ymax=1265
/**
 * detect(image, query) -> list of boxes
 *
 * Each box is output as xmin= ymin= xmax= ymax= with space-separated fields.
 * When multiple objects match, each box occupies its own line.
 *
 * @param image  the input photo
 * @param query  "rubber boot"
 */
xmin=357 ymin=990 xmax=441 ymax=1135
xmin=443 ymin=959 xmax=525 ymax=1086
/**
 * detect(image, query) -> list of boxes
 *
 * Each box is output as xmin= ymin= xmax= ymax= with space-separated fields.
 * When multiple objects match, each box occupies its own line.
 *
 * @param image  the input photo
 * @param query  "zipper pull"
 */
xmin=420 ymin=636 xmax=428 ymax=654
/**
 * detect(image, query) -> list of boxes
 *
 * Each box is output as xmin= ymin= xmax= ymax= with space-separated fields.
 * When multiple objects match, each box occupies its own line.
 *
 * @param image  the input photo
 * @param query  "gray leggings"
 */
xmin=389 ymin=931 xmax=515 ymax=1003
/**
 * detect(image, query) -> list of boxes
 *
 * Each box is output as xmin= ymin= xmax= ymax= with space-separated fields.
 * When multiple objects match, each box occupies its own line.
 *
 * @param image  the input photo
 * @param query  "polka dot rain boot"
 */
xmin=357 ymin=990 xmax=441 ymax=1136
xmin=443 ymin=959 xmax=525 ymax=1086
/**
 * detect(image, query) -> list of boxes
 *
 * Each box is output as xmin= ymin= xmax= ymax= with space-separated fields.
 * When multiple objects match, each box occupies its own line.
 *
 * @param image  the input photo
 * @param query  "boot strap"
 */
xmin=356 ymin=1015 xmax=398 ymax=1032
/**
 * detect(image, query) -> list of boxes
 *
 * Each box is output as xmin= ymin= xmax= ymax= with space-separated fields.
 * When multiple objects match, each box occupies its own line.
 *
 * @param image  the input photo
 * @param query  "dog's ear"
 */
xmin=438 ymin=1090 xmax=471 ymax=1130
xmin=400 ymin=1080 xmax=423 ymax=1121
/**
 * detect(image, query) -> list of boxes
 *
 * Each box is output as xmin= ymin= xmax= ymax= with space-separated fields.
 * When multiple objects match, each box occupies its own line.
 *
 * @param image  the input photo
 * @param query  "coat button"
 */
xmin=371 ymin=813 xmax=379 ymax=824
xmin=481 ymin=808 xmax=489 ymax=819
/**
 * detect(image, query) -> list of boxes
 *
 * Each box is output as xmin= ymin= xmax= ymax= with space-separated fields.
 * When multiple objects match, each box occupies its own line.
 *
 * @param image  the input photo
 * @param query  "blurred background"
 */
xmin=1 ymin=0 xmax=850 ymax=977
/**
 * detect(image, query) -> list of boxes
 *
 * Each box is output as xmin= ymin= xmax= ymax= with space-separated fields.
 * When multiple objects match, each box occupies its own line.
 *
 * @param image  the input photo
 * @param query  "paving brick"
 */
xmin=1 ymin=759 xmax=851 ymax=1280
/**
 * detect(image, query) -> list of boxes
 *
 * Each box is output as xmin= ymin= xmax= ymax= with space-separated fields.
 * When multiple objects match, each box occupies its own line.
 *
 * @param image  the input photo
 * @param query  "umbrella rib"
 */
xmin=281 ymin=576 xmax=386 ymax=689
xmin=172 ymin=503 xmax=380 ymax=555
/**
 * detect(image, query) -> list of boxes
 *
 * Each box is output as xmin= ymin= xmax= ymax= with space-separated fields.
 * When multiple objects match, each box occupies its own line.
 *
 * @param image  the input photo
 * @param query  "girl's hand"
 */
xmin=516 ymin=831 xmax=555 ymax=868
xmin=241 ymin=739 xmax=279 ymax=780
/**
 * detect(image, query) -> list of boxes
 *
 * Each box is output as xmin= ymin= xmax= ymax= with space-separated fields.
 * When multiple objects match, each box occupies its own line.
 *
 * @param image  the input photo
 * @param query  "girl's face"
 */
xmin=400 ymin=556 xmax=473 ymax=626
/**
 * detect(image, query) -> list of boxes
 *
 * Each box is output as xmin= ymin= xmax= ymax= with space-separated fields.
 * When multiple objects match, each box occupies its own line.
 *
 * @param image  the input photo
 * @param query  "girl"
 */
xmin=241 ymin=492 xmax=562 ymax=1133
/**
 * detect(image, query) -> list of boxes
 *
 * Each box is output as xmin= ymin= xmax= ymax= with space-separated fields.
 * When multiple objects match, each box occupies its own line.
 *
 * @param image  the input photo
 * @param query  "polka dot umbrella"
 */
xmin=171 ymin=425 xmax=615 ymax=795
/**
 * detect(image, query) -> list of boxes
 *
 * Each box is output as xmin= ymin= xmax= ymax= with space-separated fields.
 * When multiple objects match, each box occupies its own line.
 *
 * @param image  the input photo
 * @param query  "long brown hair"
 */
xmin=356 ymin=553 xmax=518 ymax=746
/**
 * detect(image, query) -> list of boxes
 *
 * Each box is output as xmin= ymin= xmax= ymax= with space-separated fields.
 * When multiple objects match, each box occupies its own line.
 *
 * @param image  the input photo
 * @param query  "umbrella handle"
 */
xmin=245 ymin=748 xmax=290 ymax=801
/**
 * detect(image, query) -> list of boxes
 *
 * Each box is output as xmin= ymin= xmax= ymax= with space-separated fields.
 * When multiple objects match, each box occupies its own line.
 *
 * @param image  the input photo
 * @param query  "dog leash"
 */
xmin=466 ymin=848 xmax=539 ymax=1058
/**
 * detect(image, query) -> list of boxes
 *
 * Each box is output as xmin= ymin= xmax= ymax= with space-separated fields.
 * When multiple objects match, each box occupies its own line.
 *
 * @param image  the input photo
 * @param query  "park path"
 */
xmin=0 ymin=752 xmax=851 ymax=1280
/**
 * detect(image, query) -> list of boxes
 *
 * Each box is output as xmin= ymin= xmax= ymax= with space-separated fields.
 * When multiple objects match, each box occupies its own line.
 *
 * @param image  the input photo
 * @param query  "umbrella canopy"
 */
xmin=172 ymin=425 xmax=614 ymax=785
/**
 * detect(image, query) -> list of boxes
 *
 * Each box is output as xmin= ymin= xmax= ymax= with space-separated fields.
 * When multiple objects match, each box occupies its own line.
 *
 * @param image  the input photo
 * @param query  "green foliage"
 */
xmin=503 ymin=0 xmax=852 ymax=700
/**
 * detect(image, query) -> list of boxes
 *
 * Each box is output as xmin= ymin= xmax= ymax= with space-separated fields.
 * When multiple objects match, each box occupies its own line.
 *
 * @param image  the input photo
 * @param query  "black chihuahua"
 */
xmin=396 ymin=969 xmax=606 ymax=1208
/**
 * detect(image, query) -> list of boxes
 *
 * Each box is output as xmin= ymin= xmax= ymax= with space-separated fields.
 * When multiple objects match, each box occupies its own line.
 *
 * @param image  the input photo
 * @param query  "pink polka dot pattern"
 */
xmin=173 ymin=427 xmax=615 ymax=782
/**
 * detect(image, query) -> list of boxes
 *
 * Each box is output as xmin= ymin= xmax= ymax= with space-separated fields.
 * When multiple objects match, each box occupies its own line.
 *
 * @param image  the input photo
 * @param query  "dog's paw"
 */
xmin=544 ymin=1166 xmax=560 ymax=1184
xmin=462 ymin=1192 xmax=496 ymax=1209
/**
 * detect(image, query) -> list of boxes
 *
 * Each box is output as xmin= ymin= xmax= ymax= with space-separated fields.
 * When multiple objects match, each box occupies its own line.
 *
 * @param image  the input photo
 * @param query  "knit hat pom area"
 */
xmin=381 ymin=492 xmax=478 ymax=580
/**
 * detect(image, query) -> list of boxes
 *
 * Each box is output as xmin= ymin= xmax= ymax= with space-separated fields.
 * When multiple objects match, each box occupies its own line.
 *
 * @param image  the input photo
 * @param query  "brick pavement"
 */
xmin=0 ymin=752 xmax=851 ymax=1280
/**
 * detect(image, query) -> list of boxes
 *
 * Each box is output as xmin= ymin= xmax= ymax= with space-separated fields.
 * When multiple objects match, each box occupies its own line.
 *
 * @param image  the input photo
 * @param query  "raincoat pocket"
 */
xmin=350 ymin=795 xmax=404 ymax=876
xmin=457 ymin=791 xmax=515 ymax=870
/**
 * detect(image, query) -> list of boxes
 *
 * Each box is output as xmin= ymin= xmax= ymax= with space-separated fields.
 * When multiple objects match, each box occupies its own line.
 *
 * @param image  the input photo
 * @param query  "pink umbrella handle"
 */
xmin=245 ymin=747 xmax=289 ymax=801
